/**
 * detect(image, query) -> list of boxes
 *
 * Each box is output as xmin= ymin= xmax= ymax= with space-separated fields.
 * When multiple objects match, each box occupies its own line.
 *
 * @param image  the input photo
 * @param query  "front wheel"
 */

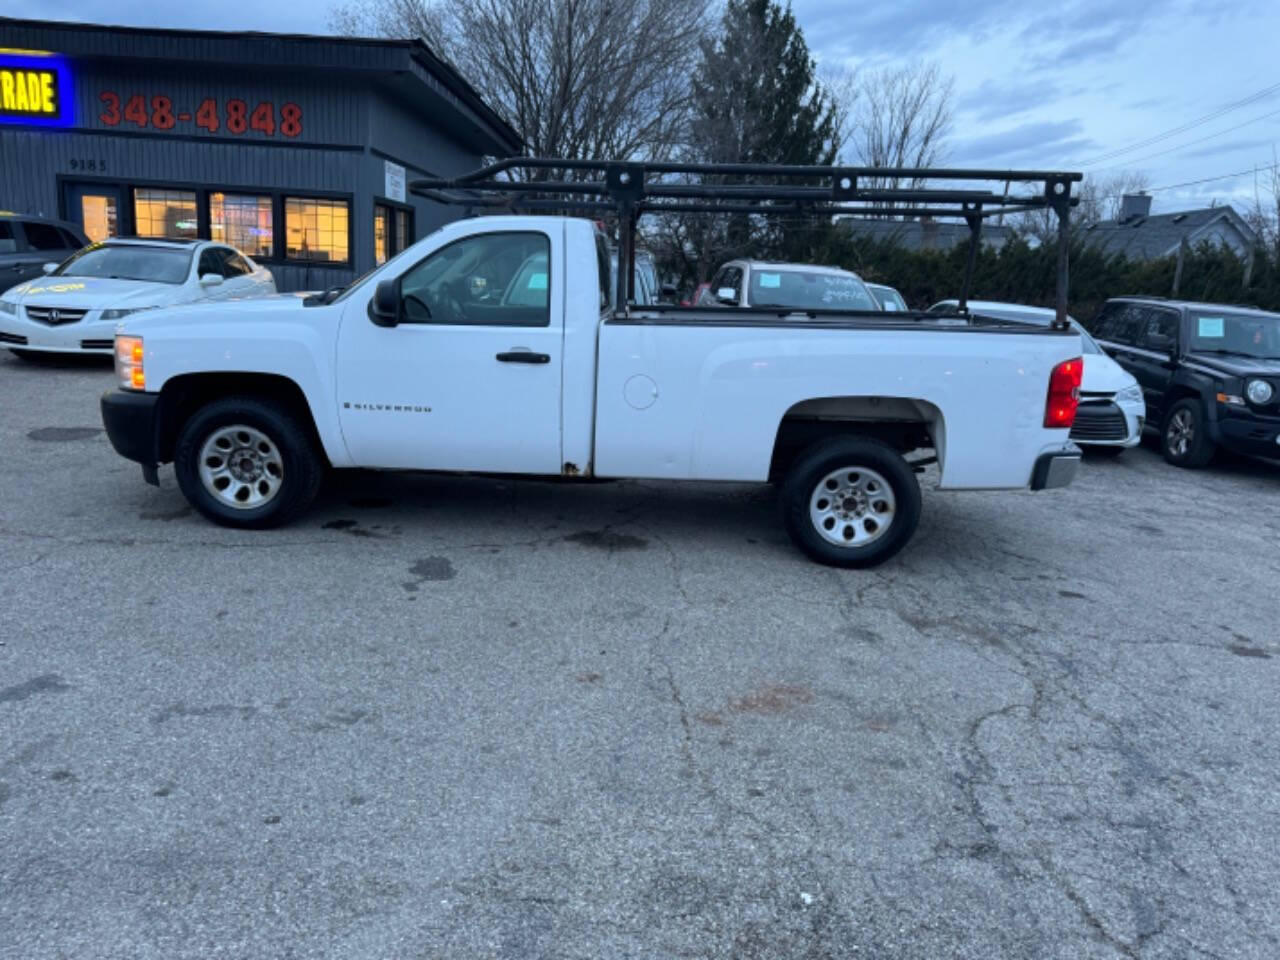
xmin=780 ymin=436 xmax=922 ymax=568
xmin=174 ymin=397 xmax=324 ymax=528
xmin=1161 ymin=398 xmax=1215 ymax=468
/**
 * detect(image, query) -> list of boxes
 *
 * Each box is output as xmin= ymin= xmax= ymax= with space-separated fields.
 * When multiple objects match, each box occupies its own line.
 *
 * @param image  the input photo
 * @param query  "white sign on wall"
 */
xmin=384 ymin=161 xmax=406 ymax=203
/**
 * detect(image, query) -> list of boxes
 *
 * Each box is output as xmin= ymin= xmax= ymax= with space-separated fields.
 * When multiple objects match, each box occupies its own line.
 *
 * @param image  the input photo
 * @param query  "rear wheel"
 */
xmin=780 ymin=436 xmax=922 ymax=568
xmin=174 ymin=397 xmax=324 ymax=528
xmin=1161 ymin=398 xmax=1215 ymax=468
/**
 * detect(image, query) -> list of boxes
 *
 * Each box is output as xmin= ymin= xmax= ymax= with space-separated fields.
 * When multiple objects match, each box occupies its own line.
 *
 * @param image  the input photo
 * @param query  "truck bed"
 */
xmin=593 ymin=306 xmax=1081 ymax=488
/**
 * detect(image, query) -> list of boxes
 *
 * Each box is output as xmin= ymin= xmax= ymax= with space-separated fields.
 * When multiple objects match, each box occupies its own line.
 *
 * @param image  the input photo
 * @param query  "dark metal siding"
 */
xmin=0 ymin=39 xmax=492 ymax=291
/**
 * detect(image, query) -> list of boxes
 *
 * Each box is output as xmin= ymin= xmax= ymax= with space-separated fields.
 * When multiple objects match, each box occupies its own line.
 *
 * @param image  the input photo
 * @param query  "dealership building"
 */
xmin=0 ymin=17 xmax=522 ymax=290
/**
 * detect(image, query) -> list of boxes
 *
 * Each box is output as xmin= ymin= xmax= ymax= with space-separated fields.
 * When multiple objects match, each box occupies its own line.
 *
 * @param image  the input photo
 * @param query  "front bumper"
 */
xmin=1030 ymin=445 xmax=1082 ymax=490
xmin=1070 ymin=399 xmax=1144 ymax=448
xmin=0 ymin=310 xmax=116 ymax=353
xmin=1212 ymin=411 xmax=1280 ymax=459
xmin=101 ymin=389 xmax=162 ymax=483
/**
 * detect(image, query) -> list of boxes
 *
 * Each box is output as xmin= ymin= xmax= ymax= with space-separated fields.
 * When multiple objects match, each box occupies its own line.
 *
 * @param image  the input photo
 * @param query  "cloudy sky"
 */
xmin=6 ymin=0 xmax=1279 ymax=214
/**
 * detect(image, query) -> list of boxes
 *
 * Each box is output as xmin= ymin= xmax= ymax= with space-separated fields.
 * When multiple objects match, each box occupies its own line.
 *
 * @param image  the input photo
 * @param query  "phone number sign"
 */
xmin=97 ymin=90 xmax=303 ymax=138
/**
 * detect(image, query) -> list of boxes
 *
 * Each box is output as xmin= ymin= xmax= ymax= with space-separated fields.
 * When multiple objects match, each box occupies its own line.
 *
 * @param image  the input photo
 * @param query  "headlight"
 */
xmin=1116 ymin=384 xmax=1143 ymax=405
xmin=101 ymin=306 xmax=156 ymax=321
xmin=0 ymin=300 xmax=16 ymax=315
xmin=1246 ymin=379 xmax=1274 ymax=405
xmin=114 ymin=335 xmax=145 ymax=390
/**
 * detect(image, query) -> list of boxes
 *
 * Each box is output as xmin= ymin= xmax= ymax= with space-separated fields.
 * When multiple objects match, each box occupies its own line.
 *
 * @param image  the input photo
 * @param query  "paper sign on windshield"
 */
xmin=758 ymin=273 xmax=781 ymax=288
xmin=528 ymin=273 xmax=548 ymax=290
xmin=1198 ymin=317 xmax=1225 ymax=338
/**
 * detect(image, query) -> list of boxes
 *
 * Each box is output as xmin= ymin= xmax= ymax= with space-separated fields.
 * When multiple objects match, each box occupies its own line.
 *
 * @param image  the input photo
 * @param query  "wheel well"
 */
xmin=769 ymin=397 xmax=943 ymax=481
xmin=156 ymin=372 xmax=327 ymax=465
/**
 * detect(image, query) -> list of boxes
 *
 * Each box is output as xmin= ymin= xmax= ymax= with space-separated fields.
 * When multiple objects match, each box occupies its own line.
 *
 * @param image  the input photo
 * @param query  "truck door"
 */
xmin=335 ymin=228 xmax=564 ymax=473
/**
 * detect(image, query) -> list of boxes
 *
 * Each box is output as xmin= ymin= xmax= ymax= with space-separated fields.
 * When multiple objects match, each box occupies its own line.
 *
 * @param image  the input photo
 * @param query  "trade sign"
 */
xmin=0 ymin=50 xmax=73 ymax=127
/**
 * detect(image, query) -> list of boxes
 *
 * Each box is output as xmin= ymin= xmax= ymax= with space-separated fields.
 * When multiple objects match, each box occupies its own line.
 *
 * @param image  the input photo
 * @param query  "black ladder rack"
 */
xmin=410 ymin=158 xmax=1081 ymax=327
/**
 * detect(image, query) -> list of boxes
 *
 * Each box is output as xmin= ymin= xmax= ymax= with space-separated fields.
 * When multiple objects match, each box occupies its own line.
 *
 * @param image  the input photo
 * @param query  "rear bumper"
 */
xmin=101 ymin=389 xmax=161 ymax=472
xmin=1030 ymin=446 xmax=1082 ymax=490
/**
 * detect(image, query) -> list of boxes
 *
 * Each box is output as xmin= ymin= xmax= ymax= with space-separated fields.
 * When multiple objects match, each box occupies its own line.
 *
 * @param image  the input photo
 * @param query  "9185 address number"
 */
xmin=98 ymin=92 xmax=302 ymax=138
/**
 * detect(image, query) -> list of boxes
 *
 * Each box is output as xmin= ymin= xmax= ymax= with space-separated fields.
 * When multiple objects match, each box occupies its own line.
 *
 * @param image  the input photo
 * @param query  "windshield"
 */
xmin=748 ymin=269 xmax=878 ymax=310
xmin=55 ymin=244 xmax=192 ymax=284
xmin=1188 ymin=309 xmax=1280 ymax=359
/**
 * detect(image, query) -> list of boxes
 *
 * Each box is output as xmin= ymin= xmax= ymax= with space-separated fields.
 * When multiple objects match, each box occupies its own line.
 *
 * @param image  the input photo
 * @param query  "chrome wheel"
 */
xmin=1166 ymin=409 xmax=1194 ymax=458
xmin=197 ymin=424 xmax=284 ymax=510
xmin=808 ymin=466 xmax=896 ymax=548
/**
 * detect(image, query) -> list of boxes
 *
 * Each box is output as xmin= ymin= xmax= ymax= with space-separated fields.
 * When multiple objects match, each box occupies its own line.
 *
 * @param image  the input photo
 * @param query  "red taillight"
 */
xmin=1045 ymin=357 xmax=1083 ymax=428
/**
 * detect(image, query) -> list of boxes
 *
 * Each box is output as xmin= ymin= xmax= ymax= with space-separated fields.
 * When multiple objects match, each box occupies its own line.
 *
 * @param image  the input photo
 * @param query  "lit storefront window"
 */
xmin=210 ymin=193 xmax=273 ymax=259
xmin=285 ymin=197 xmax=349 ymax=263
xmin=133 ymin=188 xmax=197 ymax=238
xmin=80 ymin=195 xmax=118 ymax=243
xmin=375 ymin=203 xmax=413 ymax=266
xmin=374 ymin=205 xmax=390 ymax=266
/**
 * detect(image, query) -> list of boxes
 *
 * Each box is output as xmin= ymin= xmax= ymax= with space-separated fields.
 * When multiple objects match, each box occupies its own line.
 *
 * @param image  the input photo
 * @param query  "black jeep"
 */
xmin=1091 ymin=297 xmax=1280 ymax=467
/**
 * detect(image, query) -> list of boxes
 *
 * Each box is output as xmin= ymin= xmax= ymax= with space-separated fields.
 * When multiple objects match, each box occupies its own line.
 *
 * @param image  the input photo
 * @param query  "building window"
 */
xmin=374 ymin=204 xmax=414 ymax=266
xmin=133 ymin=188 xmax=197 ymax=239
xmin=79 ymin=195 xmax=118 ymax=243
xmin=285 ymin=197 xmax=349 ymax=263
xmin=210 ymin=193 xmax=273 ymax=259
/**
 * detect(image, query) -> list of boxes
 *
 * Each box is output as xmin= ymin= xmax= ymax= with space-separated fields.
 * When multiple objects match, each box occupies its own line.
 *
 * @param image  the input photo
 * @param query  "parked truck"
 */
xmin=100 ymin=160 xmax=1085 ymax=567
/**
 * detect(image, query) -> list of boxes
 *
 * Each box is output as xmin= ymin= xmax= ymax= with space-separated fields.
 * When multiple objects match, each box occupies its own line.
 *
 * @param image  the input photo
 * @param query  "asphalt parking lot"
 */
xmin=1 ymin=352 xmax=1278 ymax=960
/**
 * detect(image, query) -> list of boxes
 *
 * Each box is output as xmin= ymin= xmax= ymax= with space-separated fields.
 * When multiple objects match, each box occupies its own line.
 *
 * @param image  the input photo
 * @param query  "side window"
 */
xmin=0 ymin=222 xmax=15 ymax=254
xmin=222 ymin=251 xmax=253 ymax=277
xmin=22 ymin=221 xmax=66 ymax=251
xmin=1091 ymin=303 xmax=1120 ymax=340
xmin=198 ymin=248 xmax=227 ymax=278
xmin=715 ymin=266 xmax=742 ymax=302
xmin=1140 ymin=308 xmax=1178 ymax=352
xmin=57 ymin=228 xmax=84 ymax=250
xmin=399 ymin=232 xmax=550 ymax=327
xmin=1106 ymin=305 xmax=1143 ymax=346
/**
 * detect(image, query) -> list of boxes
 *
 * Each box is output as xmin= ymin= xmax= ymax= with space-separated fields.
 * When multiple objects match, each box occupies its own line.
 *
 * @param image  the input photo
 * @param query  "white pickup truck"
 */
xmin=101 ymin=215 xmax=1084 ymax=567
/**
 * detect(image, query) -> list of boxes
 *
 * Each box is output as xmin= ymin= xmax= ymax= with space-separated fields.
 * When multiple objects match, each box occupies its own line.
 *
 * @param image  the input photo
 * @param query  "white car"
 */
xmin=0 ymin=238 xmax=275 ymax=358
xmin=930 ymin=299 xmax=1146 ymax=452
xmin=707 ymin=260 xmax=882 ymax=311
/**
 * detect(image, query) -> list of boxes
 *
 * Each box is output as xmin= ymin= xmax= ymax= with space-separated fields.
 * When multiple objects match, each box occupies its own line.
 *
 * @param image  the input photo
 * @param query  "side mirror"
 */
xmin=42 ymin=262 xmax=57 ymax=274
xmin=368 ymin=278 xmax=401 ymax=327
xmin=715 ymin=286 xmax=737 ymax=305
xmin=199 ymin=273 xmax=223 ymax=287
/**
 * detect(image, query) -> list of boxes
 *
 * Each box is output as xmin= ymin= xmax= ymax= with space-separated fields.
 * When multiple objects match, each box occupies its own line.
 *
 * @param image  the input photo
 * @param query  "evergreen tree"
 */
xmin=658 ymin=0 xmax=841 ymax=284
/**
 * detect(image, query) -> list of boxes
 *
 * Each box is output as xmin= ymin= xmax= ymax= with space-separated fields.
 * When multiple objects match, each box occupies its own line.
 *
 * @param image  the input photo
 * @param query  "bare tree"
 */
xmin=328 ymin=0 xmax=709 ymax=169
xmin=851 ymin=62 xmax=953 ymax=189
xmin=328 ymin=0 xmax=445 ymax=44
xmin=1013 ymin=170 xmax=1152 ymax=244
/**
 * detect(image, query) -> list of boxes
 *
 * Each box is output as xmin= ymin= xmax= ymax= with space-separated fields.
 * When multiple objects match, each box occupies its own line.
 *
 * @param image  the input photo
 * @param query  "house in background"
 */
xmin=1081 ymin=194 xmax=1258 ymax=260
xmin=837 ymin=216 xmax=1014 ymax=252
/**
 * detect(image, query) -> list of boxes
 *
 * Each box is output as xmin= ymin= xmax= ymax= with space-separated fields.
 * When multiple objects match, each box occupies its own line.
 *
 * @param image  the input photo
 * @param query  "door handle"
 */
xmin=496 ymin=350 xmax=550 ymax=364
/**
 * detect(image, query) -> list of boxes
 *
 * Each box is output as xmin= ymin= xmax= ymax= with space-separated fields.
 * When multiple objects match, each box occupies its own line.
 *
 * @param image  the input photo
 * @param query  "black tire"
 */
xmin=780 ymin=436 xmax=922 ymax=568
xmin=174 ymin=396 xmax=324 ymax=529
xmin=1161 ymin=398 xmax=1216 ymax=469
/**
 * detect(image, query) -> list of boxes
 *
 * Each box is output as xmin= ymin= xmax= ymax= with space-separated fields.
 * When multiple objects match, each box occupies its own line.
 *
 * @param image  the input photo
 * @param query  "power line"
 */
xmin=1090 ymin=105 xmax=1280 ymax=172
xmin=1097 ymin=161 xmax=1280 ymax=202
xmin=1081 ymin=79 xmax=1280 ymax=167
